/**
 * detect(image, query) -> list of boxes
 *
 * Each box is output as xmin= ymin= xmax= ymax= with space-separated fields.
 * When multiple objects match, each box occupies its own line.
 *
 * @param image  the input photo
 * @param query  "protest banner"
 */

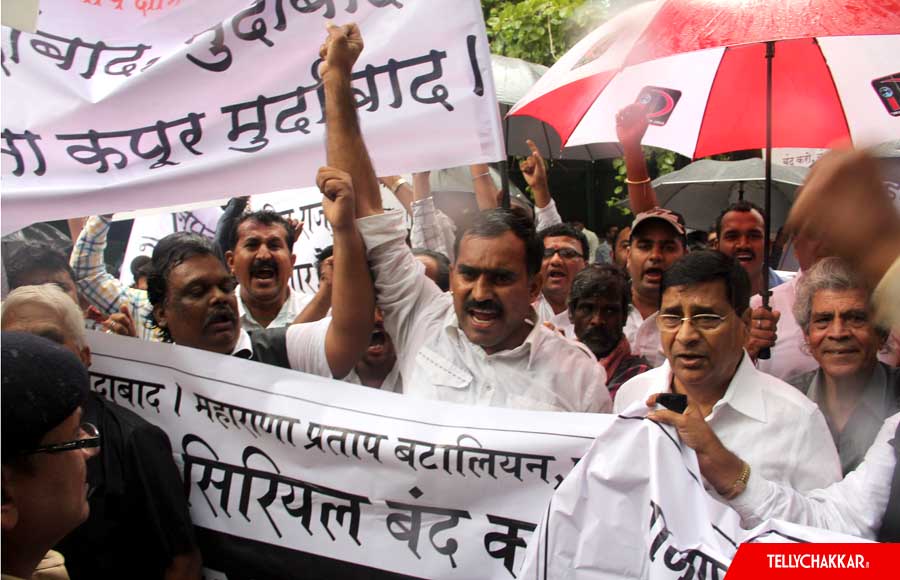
xmin=85 ymin=331 xmax=858 ymax=579
xmin=1 ymin=0 xmax=504 ymax=235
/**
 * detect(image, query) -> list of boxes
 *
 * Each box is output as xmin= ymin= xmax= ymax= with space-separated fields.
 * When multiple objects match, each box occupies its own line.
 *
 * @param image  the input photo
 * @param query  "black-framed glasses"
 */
xmin=22 ymin=422 xmax=101 ymax=455
xmin=543 ymin=247 xmax=583 ymax=260
xmin=657 ymin=313 xmax=730 ymax=332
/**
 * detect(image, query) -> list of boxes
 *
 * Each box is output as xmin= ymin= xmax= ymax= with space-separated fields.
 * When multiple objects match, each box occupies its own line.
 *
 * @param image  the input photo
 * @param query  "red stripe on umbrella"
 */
xmin=694 ymin=38 xmax=851 ymax=158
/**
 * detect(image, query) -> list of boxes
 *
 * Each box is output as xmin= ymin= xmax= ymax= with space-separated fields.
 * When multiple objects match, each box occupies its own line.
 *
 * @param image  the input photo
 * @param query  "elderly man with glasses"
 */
xmin=1 ymin=332 xmax=97 ymax=580
xmin=614 ymin=251 xmax=842 ymax=494
xmin=1 ymin=285 xmax=201 ymax=580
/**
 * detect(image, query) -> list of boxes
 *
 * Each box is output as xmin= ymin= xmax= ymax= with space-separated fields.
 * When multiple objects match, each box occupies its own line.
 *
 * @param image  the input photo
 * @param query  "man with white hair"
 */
xmin=1 ymin=285 xmax=201 ymax=580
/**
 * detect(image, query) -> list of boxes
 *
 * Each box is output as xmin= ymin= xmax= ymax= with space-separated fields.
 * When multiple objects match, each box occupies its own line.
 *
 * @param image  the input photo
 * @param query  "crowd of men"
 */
xmin=2 ymin=23 xmax=899 ymax=580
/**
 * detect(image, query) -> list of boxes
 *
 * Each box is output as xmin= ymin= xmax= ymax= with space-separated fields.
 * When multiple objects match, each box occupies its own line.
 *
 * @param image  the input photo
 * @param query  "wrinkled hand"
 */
xmin=647 ymin=394 xmax=744 ymax=495
xmin=787 ymin=149 xmax=900 ymax=283
xmin=318 ymin=23 xmax=363 ymax=78
xmin=745 ymin=307 xmax=780 ymax=359
xmin=616 ymin=103 xmax=650 ymax=147
xmin=518 ymin=139 xmax=548 ymax=193
xmin=317 ymin=166 xmax=356 ymax=231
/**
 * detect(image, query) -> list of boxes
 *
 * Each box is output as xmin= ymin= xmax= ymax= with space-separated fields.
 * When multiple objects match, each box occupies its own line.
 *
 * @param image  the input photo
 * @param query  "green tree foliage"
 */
xmin=483 ymin=0 xmax=608 ymax=67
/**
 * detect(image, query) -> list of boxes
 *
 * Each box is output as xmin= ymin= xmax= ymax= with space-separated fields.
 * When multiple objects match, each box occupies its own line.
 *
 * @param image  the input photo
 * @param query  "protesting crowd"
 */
xmin=2 ymin=17 xmax=900 ymax=580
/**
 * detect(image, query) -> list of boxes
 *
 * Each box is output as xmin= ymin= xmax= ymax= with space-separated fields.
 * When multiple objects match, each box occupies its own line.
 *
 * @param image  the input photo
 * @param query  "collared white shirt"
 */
xmin=357 ymin=210 xmax=611 ymax=413
xmin=236 ymin=287 xmax=315 ymax=332
xmin=751 ymin=273 xmax=896 ymax=382
xmin=615 ymin=352 xmax=842 ymax=492
xmin=533 ymin=293 xmax=575 ymax=339
xmin=623 ymin=305 xmax=666 ymax=368
xmin=731 ymin=412 xmax=899 ymax=539
xmin=534 ymin=199 xmax=563 ymax=231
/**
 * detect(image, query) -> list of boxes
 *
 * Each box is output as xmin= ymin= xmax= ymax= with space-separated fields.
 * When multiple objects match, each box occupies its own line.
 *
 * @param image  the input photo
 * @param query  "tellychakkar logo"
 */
xmin=766 ymin=553 xmax=869 ymax=570
xmin=726 ymin=543 xmax=897 ymax=579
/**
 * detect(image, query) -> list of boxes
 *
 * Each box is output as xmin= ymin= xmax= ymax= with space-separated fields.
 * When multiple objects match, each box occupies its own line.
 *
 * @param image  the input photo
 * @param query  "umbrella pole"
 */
xmin=500 ymin=159 xmax=511 ymax=209
xmin=759 ymin=40 xmax=775 ymax=360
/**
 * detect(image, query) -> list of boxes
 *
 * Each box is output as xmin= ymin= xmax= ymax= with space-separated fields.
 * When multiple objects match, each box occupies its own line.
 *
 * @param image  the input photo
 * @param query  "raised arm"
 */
xmin=469 ymin=163 xmax=500 ymax=210
xmin=316 ymin=167 xmax=375 ymax=378
xmin=616 ymin=104 xmax=658 ymax=215
xmin=520 ymin=139 xmax=562 ymax=229
xmin=320 ymin=23 xmax=381 ymax=218
xmin=214 ymin=196 xmax=249 ymax=262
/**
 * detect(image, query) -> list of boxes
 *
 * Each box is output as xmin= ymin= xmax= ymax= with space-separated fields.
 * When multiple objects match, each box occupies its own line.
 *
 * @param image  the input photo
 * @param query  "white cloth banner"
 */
xmin=84 ymin=331 xmax=860 ymax=579
xmin=1 ymin=0 xmax=504 ymax=235
xmin=519 ymin=409 xmax=869 ymax=580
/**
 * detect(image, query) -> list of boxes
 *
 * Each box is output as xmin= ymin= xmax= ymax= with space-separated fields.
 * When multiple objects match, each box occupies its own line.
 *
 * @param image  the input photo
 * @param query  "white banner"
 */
xmin=84 ymin=331 xmax=858 ymax=579
xmin=1 ymin=0 xmax=504 ymax=235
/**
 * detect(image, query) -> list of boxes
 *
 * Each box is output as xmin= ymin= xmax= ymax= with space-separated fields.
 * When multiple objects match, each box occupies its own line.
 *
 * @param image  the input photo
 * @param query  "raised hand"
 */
xmin=318 ymin=22 xmax=363 ymax=78
xmin=616 ymin=103 xmax=650 ymax=147
xmin=317 ymin=166 xmax=356 ymax=231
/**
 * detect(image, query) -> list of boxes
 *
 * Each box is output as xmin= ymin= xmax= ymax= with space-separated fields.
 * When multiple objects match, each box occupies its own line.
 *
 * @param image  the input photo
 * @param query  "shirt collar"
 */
xmin=230 ymin=328 xmax=254 ymax=359
xmin=236 ymin=286 xmax=296 ymax=328
xmin=714 ymin=351 xmax=767 ymax=423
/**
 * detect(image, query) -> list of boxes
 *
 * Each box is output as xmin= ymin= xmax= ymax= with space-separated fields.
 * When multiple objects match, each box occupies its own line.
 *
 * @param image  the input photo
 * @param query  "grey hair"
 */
xmin=1 ymin=284 xmax=87 ymax=347
xmin=792 ymin=257 xmax=888 ymax=340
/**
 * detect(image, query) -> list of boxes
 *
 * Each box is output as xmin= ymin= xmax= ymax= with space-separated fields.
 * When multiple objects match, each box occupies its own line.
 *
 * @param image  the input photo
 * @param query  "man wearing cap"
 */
xmin=623 ymin=207 xmax=688 ymax=367
xmin=2 ymin=332 xmax=96 ymax=580
xmin=1 ymin=284 xmax=202 ymax=580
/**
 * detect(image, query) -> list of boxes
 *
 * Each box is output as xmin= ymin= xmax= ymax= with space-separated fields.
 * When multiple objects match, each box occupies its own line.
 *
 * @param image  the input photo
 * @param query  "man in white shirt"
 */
xmin=320 ymin=23 xmax=610 ymax=412
xmin=616 ymin=250 xmax=841 ymax=492
xmin=623 ymin=208 xmax=688 ymax=367
xmin=534 ymin=223 xmax=590 ymax=337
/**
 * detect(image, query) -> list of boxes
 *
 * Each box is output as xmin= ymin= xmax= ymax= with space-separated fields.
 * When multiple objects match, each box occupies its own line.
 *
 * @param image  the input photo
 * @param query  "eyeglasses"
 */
xmin=22 ymin=422 xmax=101 ymax=455
xmin=657 ymin=313 xmax=730 ymax=332
xmin=543 ymin=248 xmax=583 ymax=260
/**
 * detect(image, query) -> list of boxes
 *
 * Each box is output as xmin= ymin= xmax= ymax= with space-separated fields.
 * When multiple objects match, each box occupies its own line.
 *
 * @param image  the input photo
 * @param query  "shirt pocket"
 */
xmin=415 ymin=347 xmax=473 ymax=392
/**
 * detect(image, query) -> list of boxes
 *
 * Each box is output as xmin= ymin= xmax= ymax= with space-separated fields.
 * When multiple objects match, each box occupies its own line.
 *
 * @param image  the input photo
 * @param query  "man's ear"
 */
xmin=1 ymin=467 xmax=19 ymax=532
xmin=225 ymin=250 xmax=235 ymax=272
xmin=528 ymin=272 xmax=543 ymax=302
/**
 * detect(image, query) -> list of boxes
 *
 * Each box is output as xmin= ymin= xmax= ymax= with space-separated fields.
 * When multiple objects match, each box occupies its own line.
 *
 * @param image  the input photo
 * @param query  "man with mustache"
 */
xmin=624 ymin=208 xmax=688 ymax=367
xmin=568 ymin=265 xmax=651 ymax=401
xmin=225 ymin=210 xmax=312 ymax=331
xmin=321 ymin=23 xmax=610 ymax=412
xmin=535 ymin=223 xmax=589 ymax=337
xmin=615 ymin=251 xmax=841 ymax=492
xmin=145 ymin=164 xmax=374 ymax=380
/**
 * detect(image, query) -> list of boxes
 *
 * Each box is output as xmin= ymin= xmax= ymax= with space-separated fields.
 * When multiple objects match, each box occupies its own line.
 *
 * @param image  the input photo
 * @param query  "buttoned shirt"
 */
xmin=615 ymin=352 xmax=842 ymax=491
xmin=533 ymin=293 xmax=575 ymax=338
xmin=236 ymin=287 xmax=315 ymax=332
xmin=730 ymin=412 xmax=899 ymax=539
xmin=70 ymin=216 xmax=160 ymax=341
xmin=357 ymin=210 xmax=611 ymax=413
xmin=623 ymin=305 xmax=666 ymax=368
xmin=790 ymin=362 xmax=900 ymax=475
xmin=344 ymin=363 xmax=403 ymax=393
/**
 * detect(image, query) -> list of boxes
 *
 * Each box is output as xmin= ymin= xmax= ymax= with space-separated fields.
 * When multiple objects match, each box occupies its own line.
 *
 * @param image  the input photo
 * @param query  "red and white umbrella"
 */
xmin=509 ymin=0 xmax=900 ymax=159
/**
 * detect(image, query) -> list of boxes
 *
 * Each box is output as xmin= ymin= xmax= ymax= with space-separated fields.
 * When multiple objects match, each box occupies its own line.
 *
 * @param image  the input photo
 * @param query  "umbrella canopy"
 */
xmin=650 ymin=158 xmax=808 ymax=230
xmin=492 ymin=55 xmax=622 ymax=159
xmin=510 ymin=0 xmax=900 ymax=158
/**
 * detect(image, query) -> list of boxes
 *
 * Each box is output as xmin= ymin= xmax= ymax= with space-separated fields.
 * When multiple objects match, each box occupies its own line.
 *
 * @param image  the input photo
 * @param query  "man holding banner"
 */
xmin=318 ymin=23 xmax=610 ymax=412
